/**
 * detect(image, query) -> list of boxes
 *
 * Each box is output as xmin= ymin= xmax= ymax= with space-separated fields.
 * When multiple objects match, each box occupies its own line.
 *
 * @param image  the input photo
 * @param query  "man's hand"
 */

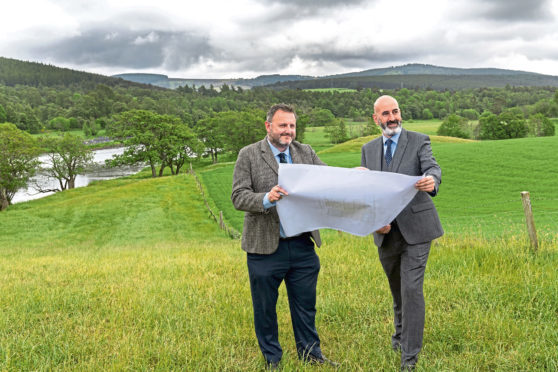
xmin=375 ymin=224 xmax=391 ymax=234
xmin=268 ymin=185 xmax=288 ymax=203
xmin=415 ymin=175 xmax=435 ymax=192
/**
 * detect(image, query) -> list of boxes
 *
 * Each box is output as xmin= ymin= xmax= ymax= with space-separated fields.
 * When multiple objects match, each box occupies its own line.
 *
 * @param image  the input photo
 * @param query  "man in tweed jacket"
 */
xmin=232 ymin=104 xmax=336 ymax=369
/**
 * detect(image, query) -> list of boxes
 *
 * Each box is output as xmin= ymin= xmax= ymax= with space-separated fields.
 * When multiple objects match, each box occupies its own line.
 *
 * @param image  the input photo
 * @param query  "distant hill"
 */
xmin=326 ymin=63 xmax=543 ymax=78
xmin=266 ymin=64 xmax=558 ymax=90
xmin=114 ymin=63 xmax=558 ymax=91
xmin=266 ymin=73 xmax=558 ymax=90
xmin=112 ymin=73 xmax=313 ymax=89
xmin=5 ymin=57 xmax=557 ymax=91
xmin=0 ymin=56 xmax=155 ymax=89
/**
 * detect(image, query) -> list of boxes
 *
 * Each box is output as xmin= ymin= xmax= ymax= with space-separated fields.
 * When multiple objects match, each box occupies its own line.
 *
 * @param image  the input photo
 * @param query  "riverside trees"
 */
xmin=108 ymin=110 xmax=202 ymax=177
xmin=0 ymin=123 xmax=40 ymax=210
xmin=38 ymin=133 xmax=94 ymax=191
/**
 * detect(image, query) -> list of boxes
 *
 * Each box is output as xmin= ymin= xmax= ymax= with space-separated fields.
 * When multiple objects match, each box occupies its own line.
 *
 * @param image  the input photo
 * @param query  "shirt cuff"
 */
xmin=263 ymin=193 xmax=276 ymax=209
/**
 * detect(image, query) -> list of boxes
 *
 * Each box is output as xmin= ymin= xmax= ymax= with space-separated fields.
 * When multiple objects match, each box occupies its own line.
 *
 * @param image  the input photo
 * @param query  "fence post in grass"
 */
xmin=219 ymin=211 xmax=225 ymax=230
xmin=521 ymin=191 xmax=538 ymax=253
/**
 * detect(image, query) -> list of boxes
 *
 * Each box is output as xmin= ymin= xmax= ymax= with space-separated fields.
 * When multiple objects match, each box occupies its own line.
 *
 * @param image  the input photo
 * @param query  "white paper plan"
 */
xmin=276 ymin=164 xmax=423 ymax=237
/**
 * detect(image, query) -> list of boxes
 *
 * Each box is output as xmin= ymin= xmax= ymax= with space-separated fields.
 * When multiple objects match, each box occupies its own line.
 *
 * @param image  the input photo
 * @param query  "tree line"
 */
xmin=2 ymin=76 xmax=557 ymax=211
xmin=1 ymin=80 xmax=558 ymax=135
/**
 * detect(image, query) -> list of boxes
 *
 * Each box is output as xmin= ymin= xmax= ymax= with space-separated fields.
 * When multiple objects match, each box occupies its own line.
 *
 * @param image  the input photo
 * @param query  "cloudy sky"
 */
xmin=2 ymin=0 xmax=558 ymax=78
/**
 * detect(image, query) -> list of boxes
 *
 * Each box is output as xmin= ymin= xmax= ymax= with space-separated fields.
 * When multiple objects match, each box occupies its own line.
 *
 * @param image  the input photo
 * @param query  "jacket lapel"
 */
xmin=391 ymin=128 xmax=408 ymax=172
xmin=290 ymin=143 xmax=301 ymax=164
xmin=260 ymin=138 xmax=279 ymax=175
xmin=370 ymin=137 xmax=383 ymax=171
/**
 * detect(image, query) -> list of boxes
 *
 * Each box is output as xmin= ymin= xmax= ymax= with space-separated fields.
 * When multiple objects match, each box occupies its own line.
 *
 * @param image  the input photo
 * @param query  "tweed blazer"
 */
xmin=231 ymin=138 xmax=326 ymax=254
xmin=361 ymin=129 xmax=444 ymax=247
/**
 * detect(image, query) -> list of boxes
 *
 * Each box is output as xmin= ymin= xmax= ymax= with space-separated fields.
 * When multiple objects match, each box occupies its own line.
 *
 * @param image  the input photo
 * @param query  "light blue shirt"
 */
xmin=382 ymin=131 xmax=401 ymax=160
xmin=263 ymin=139 xmax=291 ymax=237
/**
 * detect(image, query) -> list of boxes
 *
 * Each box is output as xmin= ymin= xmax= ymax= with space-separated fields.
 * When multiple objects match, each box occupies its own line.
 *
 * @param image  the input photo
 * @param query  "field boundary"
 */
xmin=189 ymin=165 xmax=241 ymax=239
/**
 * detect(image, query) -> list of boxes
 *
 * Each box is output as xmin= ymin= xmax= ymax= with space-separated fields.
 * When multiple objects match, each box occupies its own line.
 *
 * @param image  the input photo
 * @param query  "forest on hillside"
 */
xmin=2 ymin=80 xmax=558 ymax=133
xmin=1 ymin=56 xmax=557 ymax=142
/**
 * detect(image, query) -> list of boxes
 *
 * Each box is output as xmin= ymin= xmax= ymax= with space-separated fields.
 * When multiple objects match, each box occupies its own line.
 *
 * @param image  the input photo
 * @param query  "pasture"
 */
xmin=1 ymin=131 xmax=557 ymax=370
xmin=201 ymin=134 xmax=558 ymax=240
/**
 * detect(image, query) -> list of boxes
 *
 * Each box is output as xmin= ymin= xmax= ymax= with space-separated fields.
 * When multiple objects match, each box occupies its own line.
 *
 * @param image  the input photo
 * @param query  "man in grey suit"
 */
xmin=361 ymin=95 xmax=444 ymax=371
xmin=231 ymin=104 xmax=336 ymax=370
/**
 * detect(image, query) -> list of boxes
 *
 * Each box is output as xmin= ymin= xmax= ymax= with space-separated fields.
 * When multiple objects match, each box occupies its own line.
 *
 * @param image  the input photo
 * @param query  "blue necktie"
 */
xmin=278 ymin=153 xmax=287 ymax=163
xmin=385 ymin=139 xmax=393 ymax=166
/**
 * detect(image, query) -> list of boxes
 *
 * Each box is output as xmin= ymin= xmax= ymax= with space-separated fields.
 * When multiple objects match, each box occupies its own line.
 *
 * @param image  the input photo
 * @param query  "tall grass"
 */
xmin=1 ymin=134 xmax=556 ymax=370
xmin=1 ymin=215 xmax=556 ymax=370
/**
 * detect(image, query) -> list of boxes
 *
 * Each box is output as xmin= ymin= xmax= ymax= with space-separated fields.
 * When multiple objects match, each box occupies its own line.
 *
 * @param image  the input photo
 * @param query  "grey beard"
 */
xmin=380 ymin=121 xmax=402 ymax=136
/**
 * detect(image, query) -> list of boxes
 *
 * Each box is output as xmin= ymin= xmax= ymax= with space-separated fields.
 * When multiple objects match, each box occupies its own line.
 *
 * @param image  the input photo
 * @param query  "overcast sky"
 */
xmin=2 ymin=0 xmax=558 ymax=78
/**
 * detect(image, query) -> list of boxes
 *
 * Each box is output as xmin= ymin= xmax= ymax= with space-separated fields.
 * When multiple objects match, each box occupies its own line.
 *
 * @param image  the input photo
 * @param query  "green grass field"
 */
xmin=403 ymin=119 xmax=443 ymax=135
xmin=1 ymin=132 xmax=557 ymax=370
xmin=201 ymin=134 xmax=557 ymax=241
xmin=303 ymin=119 xmax=443 ymax=153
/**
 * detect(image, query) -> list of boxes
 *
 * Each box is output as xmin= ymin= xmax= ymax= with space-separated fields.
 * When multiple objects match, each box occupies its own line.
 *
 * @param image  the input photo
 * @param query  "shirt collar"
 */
xmin=266 ymin=138 xmax=290 ymax=158
xmin=382 ymin=130 xmax=401 ymax=145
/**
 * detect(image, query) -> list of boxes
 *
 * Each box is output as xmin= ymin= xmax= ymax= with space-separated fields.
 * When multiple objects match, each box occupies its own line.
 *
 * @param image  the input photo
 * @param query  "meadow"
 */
xmin=1 ymin=123 xmax=557 ymax=370
xmin=202 ymin=132 xmax=558 ymax=241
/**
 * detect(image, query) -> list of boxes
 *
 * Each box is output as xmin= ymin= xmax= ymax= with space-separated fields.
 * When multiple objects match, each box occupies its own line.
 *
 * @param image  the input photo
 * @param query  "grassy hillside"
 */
xmin=0 ymin=165 xmax=556 ymax=370
xmin=201 ymin=134 xmax=557 ymax=241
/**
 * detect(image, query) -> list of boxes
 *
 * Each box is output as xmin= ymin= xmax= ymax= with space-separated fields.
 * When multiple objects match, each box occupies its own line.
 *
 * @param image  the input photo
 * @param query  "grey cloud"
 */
xmin=217 ymin=41 xmax=422 ymax=74
xmin=470 ymin=0 xmax=554 ymax=21
xmin=33 ymin=28 xmax=214 ymax=70
xmin=295 ymin=44 xmax=416 ymax=65
xmin=257 ymin=0 xmax=369 ymax=8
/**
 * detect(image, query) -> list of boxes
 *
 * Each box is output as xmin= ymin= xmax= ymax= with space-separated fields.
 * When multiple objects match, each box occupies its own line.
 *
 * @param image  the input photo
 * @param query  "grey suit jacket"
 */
xmin=231 ymin=138 xmax=326 ymax=254
xmin=361 ymin=129 xmax=444 ymax=247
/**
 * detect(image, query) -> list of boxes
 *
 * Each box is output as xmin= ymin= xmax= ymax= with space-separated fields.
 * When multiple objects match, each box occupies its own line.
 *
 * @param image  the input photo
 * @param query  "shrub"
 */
xmin=437 ymin=114 xmax=470 ymax=139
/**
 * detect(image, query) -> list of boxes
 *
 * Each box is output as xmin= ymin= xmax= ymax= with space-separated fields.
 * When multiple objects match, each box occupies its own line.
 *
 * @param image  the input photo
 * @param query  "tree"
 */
xmin=309 ymin=108 xmax=336 ymax=127
xmin=361 ymin=117 xmax=381 ymax=137
xmin=195 ymin=110 xmax=266 ymax=162
xmin=460 ymin=108 xmax=479 ymax=120
xmin=49 ymin=116 xmax=71 ymax=131
xmin=165 ymin=124 xmax=203 ymax=175
xmin=527 ymin=113 xmax=555 ymax=137
xmin=109 ymin=110 xmax=199 ymax=176
xmin=195 ymin=115 xmax=226 ymax=164
xmin=478 ymin=111 xmax=528 ymax=140
xmin=325 ymin=118 xmax=349 ymax=144
xmin=437 ymin=114 xmax=470 ymax=139
xmin=38 ymin=133 xmax=94 ymax=191
xmin=421 ymin=108 xmax=434 ymax=120
xmin=0 ymin=123 xmax=41 ymax=210
xmin=0 ymin=105 xmax=7 ymax=123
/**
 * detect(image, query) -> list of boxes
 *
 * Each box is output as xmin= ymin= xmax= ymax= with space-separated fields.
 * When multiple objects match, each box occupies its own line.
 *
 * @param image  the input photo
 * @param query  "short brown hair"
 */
xmin=266 ymin=104 xmax=296 ymax=123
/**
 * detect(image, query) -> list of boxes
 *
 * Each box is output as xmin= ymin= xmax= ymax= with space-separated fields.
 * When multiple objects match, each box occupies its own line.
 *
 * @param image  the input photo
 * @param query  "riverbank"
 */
xmin=12 ymin=147 xmax=143 ymax=204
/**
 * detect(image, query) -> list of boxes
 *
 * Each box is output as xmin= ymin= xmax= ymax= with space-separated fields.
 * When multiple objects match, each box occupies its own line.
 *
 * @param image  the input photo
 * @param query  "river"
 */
xmin=12 ymin=147 xmax=145 ymax=204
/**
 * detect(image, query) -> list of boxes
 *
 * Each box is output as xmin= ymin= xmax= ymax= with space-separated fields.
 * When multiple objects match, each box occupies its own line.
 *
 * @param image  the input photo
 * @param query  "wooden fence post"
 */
xmin=219 ymin=211 xmax=225 ymax=230
xmin=521 ymin=191 xmax=538 ymax=253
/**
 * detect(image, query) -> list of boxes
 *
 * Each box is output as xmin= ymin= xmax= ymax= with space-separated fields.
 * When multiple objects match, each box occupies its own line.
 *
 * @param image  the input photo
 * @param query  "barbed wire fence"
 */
xmin=189 ymin=163 xmax=241 ymax=239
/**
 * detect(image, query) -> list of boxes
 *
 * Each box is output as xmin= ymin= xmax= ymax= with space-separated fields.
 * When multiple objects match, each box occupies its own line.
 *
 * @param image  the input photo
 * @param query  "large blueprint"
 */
xmin=276 ymin=164 xmax=422 ymax=237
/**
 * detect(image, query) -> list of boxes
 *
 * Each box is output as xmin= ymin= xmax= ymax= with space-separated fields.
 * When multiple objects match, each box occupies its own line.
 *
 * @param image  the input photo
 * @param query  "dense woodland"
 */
xmin=1 ymin=56 xmax=558 ymax=141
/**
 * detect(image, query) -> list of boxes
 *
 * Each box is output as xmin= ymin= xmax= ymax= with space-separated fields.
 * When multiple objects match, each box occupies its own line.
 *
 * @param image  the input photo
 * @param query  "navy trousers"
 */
xmin=247 ymin=234 xmax=321 ymax=364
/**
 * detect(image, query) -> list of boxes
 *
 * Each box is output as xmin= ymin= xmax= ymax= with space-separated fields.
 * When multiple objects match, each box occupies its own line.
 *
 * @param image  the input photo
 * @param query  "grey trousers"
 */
xmin=378 ymin=224 xmax=431 ymax=367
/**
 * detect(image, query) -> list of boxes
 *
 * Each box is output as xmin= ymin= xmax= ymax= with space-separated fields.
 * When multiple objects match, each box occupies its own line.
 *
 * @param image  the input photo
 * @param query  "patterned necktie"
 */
xmin=385 ymin=139 xmax=393 ymax=166
xmin=278 ymin=152 xmax=287 ymax=163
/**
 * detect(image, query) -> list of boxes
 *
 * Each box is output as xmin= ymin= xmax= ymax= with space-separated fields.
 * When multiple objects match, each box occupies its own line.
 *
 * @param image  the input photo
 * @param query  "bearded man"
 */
xmin=361 ymin=95 xmax=444 ymax=371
